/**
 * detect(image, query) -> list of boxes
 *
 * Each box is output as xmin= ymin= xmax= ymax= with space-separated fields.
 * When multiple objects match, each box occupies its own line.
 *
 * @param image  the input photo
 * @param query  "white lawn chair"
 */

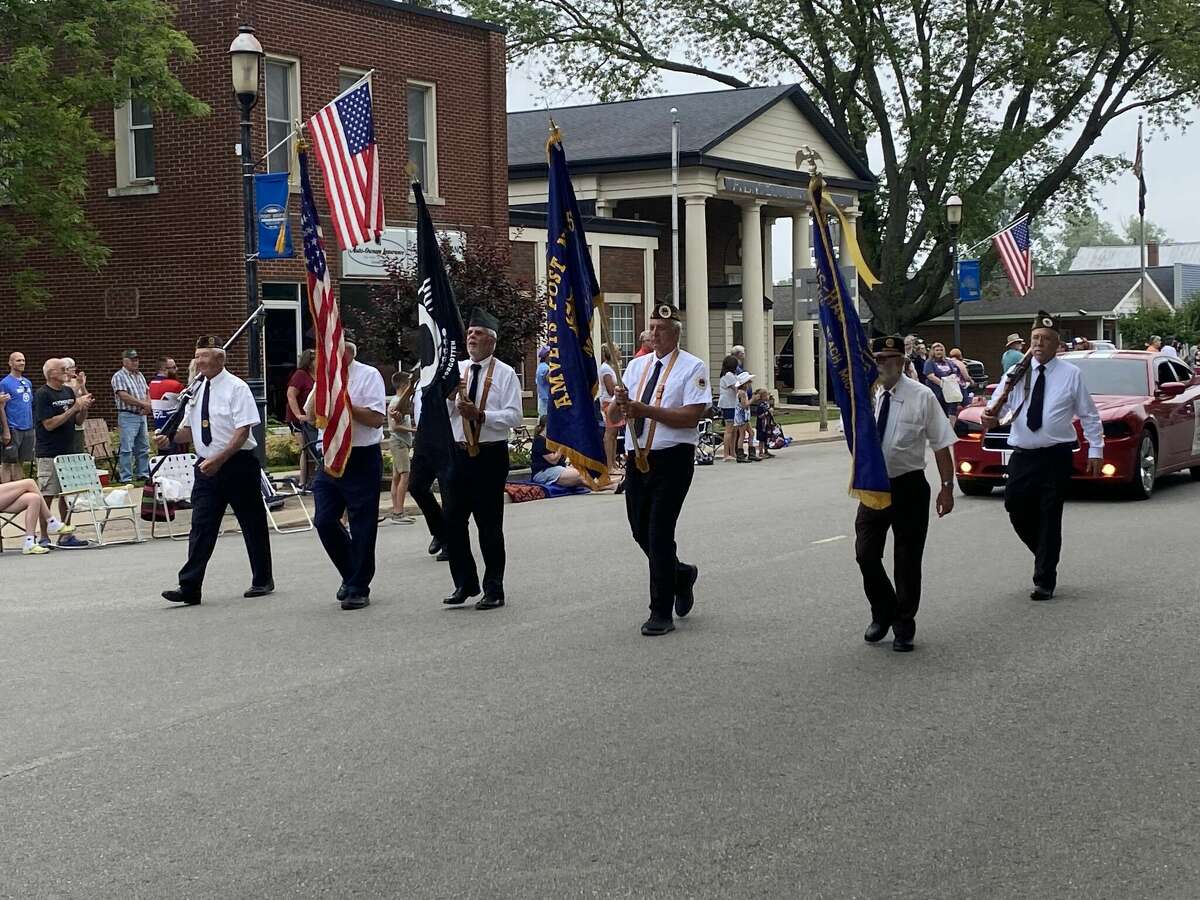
xmin=261 ymin=469 xmax=313 ymax=535
xmin=54 ymin=453 xmax=143 ymax=546
xmin=149 ymin=453 xmax=197 ymax=541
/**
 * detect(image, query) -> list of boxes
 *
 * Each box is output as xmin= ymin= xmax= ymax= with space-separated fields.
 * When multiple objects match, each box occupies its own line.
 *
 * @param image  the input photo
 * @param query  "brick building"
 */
xmin=0 ymin=0 xmax=507 ymax=421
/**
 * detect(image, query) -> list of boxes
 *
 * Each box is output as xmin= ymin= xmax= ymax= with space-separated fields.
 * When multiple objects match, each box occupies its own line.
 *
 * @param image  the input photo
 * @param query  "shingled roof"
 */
xmin=949 ymin=267 xmax=1175 ymax=319
xmin=508 ymin=84 xmax=874 ymax=184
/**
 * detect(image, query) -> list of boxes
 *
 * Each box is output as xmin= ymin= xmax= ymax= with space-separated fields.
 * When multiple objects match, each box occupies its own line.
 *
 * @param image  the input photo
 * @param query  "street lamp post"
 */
xmin=946 ymin=194 xmax=963 ymax=348
xmin=230 ymin=25 xmax=267 ymax=462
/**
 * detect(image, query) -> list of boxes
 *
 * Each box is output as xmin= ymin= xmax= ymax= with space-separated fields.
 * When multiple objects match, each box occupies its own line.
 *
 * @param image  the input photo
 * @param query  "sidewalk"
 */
xmin=781 ymin=420 xmax=844 ymax=446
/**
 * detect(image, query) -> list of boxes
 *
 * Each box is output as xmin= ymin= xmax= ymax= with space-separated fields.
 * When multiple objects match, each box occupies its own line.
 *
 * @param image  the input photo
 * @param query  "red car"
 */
xmin=953 ymin=350 xmax=1200 ymax=500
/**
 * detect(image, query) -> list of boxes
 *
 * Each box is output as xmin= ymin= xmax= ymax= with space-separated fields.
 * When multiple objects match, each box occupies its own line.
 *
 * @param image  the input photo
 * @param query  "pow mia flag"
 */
xmin=413 ymin=180 xmax=466 ymax=464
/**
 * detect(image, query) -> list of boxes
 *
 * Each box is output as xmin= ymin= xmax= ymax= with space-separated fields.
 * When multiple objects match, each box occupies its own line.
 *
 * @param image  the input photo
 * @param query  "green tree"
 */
xmin=468 ymin=0 xmax=1200 ymax=332
xmin=0 ymin=0 xmax=208 ymax=307
xmin=1044 ymin=206 xmax=1123 ymax=274
xmin=1119 ymin=216 xmax=1169 ymax=246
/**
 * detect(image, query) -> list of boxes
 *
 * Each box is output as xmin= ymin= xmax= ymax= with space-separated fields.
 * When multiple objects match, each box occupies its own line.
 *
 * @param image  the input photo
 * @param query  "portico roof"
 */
xmin=508 ymin=84 xmax=875 ymax=189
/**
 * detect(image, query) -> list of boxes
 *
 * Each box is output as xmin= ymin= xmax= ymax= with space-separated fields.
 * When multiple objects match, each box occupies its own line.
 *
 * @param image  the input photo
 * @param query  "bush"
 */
xmin=265 ymin=432 xmax=299 ymax=468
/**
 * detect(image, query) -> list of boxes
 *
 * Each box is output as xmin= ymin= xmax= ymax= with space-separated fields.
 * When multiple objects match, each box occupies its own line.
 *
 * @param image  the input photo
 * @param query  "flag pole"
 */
xmin=595 ymin=298 xmax=650 ymax=473
xmin=1139 ymin=116 xmax=1146 ymax=310
xmin=670 ymin=108 xmax=680 ymax=310
xmin=261 ymin=70 xmax=377 ymax=166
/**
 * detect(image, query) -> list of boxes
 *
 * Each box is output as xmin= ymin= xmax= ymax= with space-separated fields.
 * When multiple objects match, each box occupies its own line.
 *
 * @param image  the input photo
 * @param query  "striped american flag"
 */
xmin=298 ymin=149 xmax=352 ymax=478
xmin=993 ymin=215 xmax=1035 ymax=297
xmin=306 ymin=80 xmax=384 ymax=251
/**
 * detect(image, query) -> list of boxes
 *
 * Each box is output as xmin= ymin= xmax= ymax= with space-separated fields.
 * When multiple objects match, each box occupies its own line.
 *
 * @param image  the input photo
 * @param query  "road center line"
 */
xmin=811 ymin=535 xmax=847 ymax=544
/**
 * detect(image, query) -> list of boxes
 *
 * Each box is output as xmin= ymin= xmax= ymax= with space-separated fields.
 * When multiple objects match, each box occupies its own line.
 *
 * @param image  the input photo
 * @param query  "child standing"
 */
xmin=388 ymin=371 xmax=417 ymax=523
xmin=751 ymin=388 xmax=776 ymax=459
xmin=734 ymin=372 xmax=759 ymax=462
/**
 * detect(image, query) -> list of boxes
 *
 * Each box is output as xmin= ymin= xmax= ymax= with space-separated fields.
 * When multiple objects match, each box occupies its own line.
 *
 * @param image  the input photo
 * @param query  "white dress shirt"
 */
xmin=990 ymin=355 xmax=1104 ymax=458
xmin=874 ymin=375 xmax=957 ymax=478
xmin=448 ymin=355 xmax=523 ymax=443
xmin=621 ymin=347 xmax=709 ymax=450
xmin=1162 ymin=345 xmax=1180 ymax=359
xmin=184 ymin=368 xmax=259 ymax=458
xmin=346 ymin=359 xmax=387 ymax=447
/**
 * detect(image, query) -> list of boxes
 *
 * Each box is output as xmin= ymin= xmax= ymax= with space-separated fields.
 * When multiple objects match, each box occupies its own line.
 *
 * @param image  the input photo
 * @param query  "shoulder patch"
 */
xmin=697 ymin=375 xmax=707 ymax=389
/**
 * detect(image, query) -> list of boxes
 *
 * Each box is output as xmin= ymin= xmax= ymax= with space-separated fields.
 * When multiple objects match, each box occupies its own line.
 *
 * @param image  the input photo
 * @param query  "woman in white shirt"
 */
xmin=717 ymin=355 xmax=740 ymax=461
xmin=598 ymin=346 xmax=620 ymax=473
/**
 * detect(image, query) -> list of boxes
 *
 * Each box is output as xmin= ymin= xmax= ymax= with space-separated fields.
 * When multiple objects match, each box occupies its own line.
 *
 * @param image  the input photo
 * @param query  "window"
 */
xmin=608 ymin=303 xmax=635 ymax=360
xmin=129 ymin=94 xmax=154 ymax=181
xmin=407 ymin=82 xmax=438 ymax=195
xmin=110 ymin=81 xmax=158 ymax=195
xmin=339 ymin=68 xmax=367 ymax=94
xmin=265 ymin=58 xmax=301 ymax=179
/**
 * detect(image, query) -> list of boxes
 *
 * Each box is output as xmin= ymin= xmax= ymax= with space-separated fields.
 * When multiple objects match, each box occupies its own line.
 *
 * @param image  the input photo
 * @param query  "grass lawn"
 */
xmin=774 ymin=409 xmax=832 ymax=425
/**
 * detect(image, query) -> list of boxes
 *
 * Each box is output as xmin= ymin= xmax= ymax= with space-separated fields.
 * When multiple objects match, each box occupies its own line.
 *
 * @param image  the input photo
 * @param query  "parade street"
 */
xmin=3 ymin=443 xmax=1199 ymax=899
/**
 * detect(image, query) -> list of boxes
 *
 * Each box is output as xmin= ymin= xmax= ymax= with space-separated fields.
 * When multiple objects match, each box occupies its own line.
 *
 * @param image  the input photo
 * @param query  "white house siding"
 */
xmin=708 ymin=99 xmax=856 ymax=181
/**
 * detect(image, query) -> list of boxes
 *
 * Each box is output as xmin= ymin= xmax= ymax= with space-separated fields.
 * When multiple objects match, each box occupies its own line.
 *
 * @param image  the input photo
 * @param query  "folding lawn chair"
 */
xmin=54 ymin=453 xmax=144 ymax=546
xmin=149 ymin=452 xmax=197 ymax=541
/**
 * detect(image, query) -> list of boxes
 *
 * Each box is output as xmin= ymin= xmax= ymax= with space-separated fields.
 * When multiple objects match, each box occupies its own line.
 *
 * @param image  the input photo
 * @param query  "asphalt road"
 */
xmin=3 ymin=443 xmax=1199 ymax=899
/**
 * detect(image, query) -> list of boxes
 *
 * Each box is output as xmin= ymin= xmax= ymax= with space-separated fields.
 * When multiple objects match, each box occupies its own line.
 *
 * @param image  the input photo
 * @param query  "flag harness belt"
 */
xmin=463 ymin=358 xmax=496 ymax=454
xmin=631 ymin=348 xmax=681 ymax=463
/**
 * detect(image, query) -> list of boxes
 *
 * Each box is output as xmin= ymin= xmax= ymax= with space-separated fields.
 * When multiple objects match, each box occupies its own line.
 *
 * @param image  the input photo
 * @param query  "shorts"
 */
xmin=532 ymin=465 xmax=566 ymax=485
xmin=2 ymin=427 xmax=35 ymax=463
xmin=721 ymin=407 xmax=736 ymax=423
xmin=734 ymin=407 xmax=749 ymax=427
xmin=36 ymin=457 xmax=62 ymax=495
xmin=389 ymin=438 xmax=411 ymax=474
xmin=601 ymin=399 xmax=625 ymax=429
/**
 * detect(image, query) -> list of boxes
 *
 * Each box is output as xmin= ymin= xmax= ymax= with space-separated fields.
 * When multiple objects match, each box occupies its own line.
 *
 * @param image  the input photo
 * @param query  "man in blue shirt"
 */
xmin=1 ymin=351 xmax=36 ymax=483
xmin=535 ymin=345 xmax=551 ymax=417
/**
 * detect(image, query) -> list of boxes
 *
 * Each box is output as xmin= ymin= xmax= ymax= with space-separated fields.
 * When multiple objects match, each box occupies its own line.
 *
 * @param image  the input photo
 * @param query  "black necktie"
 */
xmin=200 ymin=379 xmax=212 ymax=445
xmin=468 ymin=363 xmax=482 ymax=403
xmin=1027 ymin=365 xmax=1046 ymax=432
xmin=635 ymin=361 xmax=662 ymax=438
xmin=876 ymin=390 xmax=891 ymax=439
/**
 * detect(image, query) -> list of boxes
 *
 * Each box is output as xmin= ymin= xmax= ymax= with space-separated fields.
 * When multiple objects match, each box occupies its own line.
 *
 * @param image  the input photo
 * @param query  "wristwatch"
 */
xmin=941 ymin=478 xmax=953 ymax=487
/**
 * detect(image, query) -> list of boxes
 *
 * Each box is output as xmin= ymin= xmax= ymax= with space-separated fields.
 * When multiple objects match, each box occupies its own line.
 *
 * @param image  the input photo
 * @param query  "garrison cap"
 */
xmin=650 ymin=303 xmax=681 ymax=323
xmin=870 ymin=334 xmax=906 ymax=356
xmin=468 ymin=308 xmax=500 ymax=333
xmin=1032 ymin=311 xmax=1059 ymax=333
xmin=195 ymin=336 xmax=220 ymax=349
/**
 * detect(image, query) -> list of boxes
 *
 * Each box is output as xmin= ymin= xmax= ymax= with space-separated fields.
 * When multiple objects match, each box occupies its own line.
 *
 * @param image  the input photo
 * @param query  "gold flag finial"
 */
xmin=546 ymin=118 xmax=563 ymax=159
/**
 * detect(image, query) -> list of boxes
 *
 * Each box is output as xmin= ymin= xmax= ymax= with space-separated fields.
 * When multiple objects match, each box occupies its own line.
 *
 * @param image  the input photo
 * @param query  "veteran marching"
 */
xmin=982 ymin=311 xmax=1103 ymax=601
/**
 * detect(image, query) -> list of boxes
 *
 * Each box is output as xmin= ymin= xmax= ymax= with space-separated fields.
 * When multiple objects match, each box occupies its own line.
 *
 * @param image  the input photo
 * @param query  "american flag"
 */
xmin=298 ymin=149 xmax=353 ymax=478
xmin=993 ymin=215 xmax=1035 ymax=297
xmin=307 ymin=81 xmax=384 ymax=251
xmin=1134 ymin=120 xmax=1146 ymax=217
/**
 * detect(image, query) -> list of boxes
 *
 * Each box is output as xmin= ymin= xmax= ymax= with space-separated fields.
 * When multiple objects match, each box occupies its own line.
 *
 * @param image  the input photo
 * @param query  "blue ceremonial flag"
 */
xmin=808 ymin=176 xmax=890 ymax=510
xmin=255 ymin=172 xmax=293 ymax=259
xmin=543 ymin=127 xmax=609 ymax=488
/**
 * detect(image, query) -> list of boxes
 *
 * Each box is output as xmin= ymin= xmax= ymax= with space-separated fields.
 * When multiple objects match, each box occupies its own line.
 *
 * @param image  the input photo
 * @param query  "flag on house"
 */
xmin=993 ymin=215 xmax=1035 ymax=297
xmin=298 ymin=148 xmax=353 ymax=478
xmin=306 ymin=79 xmax=384 ymax=251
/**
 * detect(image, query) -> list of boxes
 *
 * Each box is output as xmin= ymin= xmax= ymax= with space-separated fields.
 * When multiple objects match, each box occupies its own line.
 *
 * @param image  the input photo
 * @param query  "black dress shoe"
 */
xmin=436 ymin=549 xmax=450 ymax=562
xmin=475 ymin=594 xmax=505 ymax=610
xmin=162 ymin=589 xmax=201 ymax=606
xmin=892 ymin=637 xmax=914 ymax=652
xmin=244 ymin=582 xmax=274 ymax=598
xmin=614 ymin=481 xmax=625 ymax=495
xmin=640 ymin=616 xmax=675 ymax=637
xmin=341 ymin=594 xmax=370 ymax=611
xmin=1030 ymin=585 xmax=1054 ymax=601
xmin=442 ymin=586 xmax=479 ymax=605
xmin=675 ymin=564 xmax=698 ymax=617
xmin=336 ymin=584 xmax=348 ymax=602
xmin=863 ymin=621 xmax=890 ymax=643
xmin=427 ymin=537 xmax=442 ymax=556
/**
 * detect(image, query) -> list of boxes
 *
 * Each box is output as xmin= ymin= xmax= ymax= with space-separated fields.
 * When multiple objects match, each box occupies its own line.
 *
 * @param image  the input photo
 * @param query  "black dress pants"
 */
xmin=313 ymin=444 xmax=382 ymax=597
xmin=178 ymin=450 xmax=272 ymax=596
xmin=444 ymin=441 xmax=508 ymax=597
xmin=1004 ymin=443 xmax=1073 ymax=591
xmin=623 ymin=443 xmax=695 ymax=619
xmin=409 ymin=446 xmax=445 ymax=542
xmin=854 ymin=469 xmax=930 ymax=641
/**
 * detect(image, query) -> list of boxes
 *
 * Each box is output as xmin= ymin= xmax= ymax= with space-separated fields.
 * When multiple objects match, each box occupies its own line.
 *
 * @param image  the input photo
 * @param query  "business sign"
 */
xmin=341 ymin=226 xmax=464 ymax=279
xmin=958 ymin=258 xmax=981 ymax=301
xmin=722 ymin=176 xmax=855 ymax=208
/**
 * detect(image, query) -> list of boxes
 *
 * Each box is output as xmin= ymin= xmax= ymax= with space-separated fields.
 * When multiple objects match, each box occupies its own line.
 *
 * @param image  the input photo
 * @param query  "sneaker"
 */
xmin=47 ymin=521 xmax=75 ymax=536
xmin=22 ymin=543 xmax=50 ymax=555
xmin=37 ymin=537 xmax=52 ymax=548
xmin=391 ymin=514 xmax=415 ymax=524
xmin=56 ymin=534 xmax=90 ymax=549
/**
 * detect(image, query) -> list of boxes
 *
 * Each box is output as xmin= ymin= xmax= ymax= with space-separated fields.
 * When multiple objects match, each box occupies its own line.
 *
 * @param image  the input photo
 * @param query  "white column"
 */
xmin=740 ymin=201 xmax=767 ymax=387
xmin=791 ymin=208 xmax=817 ymax=398
xmin=684 ymin=196 xmax=711 ymax=374
xmin=839 ymin=207 xmax=860 ymax=312
xmin=642 ymin=246 xmax=655 ymax=323
xmin=762 ymin=216 xmax=775 ymax=393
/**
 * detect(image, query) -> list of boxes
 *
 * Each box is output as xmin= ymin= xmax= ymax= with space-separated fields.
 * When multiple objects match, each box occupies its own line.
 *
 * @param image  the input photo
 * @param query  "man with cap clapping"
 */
xmin=441 ymin=309 xmax=524 ymax=610
xmin=157 ymin=336 xmax=273 ymax=606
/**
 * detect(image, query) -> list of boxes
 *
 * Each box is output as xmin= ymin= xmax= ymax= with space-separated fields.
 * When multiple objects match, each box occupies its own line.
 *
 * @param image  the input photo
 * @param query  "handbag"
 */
xmin=941 ymin=374 xmax=963 ymax=403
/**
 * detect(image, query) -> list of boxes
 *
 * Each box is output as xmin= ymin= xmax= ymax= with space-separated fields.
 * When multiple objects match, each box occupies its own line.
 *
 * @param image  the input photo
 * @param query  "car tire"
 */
xmin=1190 ymin=466 xmax=1200 ymax=482
xmin=956 ymin=478 xmax=996 ymax=497
xmin=1128 ymin=431 xmax=1156 ymax=500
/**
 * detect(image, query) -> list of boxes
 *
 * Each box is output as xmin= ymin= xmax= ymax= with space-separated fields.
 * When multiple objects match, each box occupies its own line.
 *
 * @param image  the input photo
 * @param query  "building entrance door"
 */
xmin=263 ymin=284 xmax=304 ymax=423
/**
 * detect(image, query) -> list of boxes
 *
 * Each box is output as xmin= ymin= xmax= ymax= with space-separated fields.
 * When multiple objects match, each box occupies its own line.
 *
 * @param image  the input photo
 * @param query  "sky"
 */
xmin=506 ymin=64 xmax=1199 ymax=282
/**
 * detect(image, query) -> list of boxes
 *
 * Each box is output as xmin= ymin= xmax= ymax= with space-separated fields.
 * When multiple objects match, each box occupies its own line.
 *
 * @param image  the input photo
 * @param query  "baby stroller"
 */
xmin=757 ymin=403 xmax=788 ymax=451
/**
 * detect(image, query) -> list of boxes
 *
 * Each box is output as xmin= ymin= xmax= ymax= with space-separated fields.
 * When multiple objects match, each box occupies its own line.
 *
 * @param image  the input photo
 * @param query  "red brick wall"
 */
xmin=0 ymin=0 xmax=507 ymax=421
xmin=918 ymin=318 xmax=1103 ymax=380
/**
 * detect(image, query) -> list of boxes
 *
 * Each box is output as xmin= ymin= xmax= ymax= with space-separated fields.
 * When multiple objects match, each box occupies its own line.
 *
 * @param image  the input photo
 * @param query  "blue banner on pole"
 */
xmin=958 ymin=259 xmax=981 ymax=301
xmin=255 ymin=173 xmax=293 ymax=259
